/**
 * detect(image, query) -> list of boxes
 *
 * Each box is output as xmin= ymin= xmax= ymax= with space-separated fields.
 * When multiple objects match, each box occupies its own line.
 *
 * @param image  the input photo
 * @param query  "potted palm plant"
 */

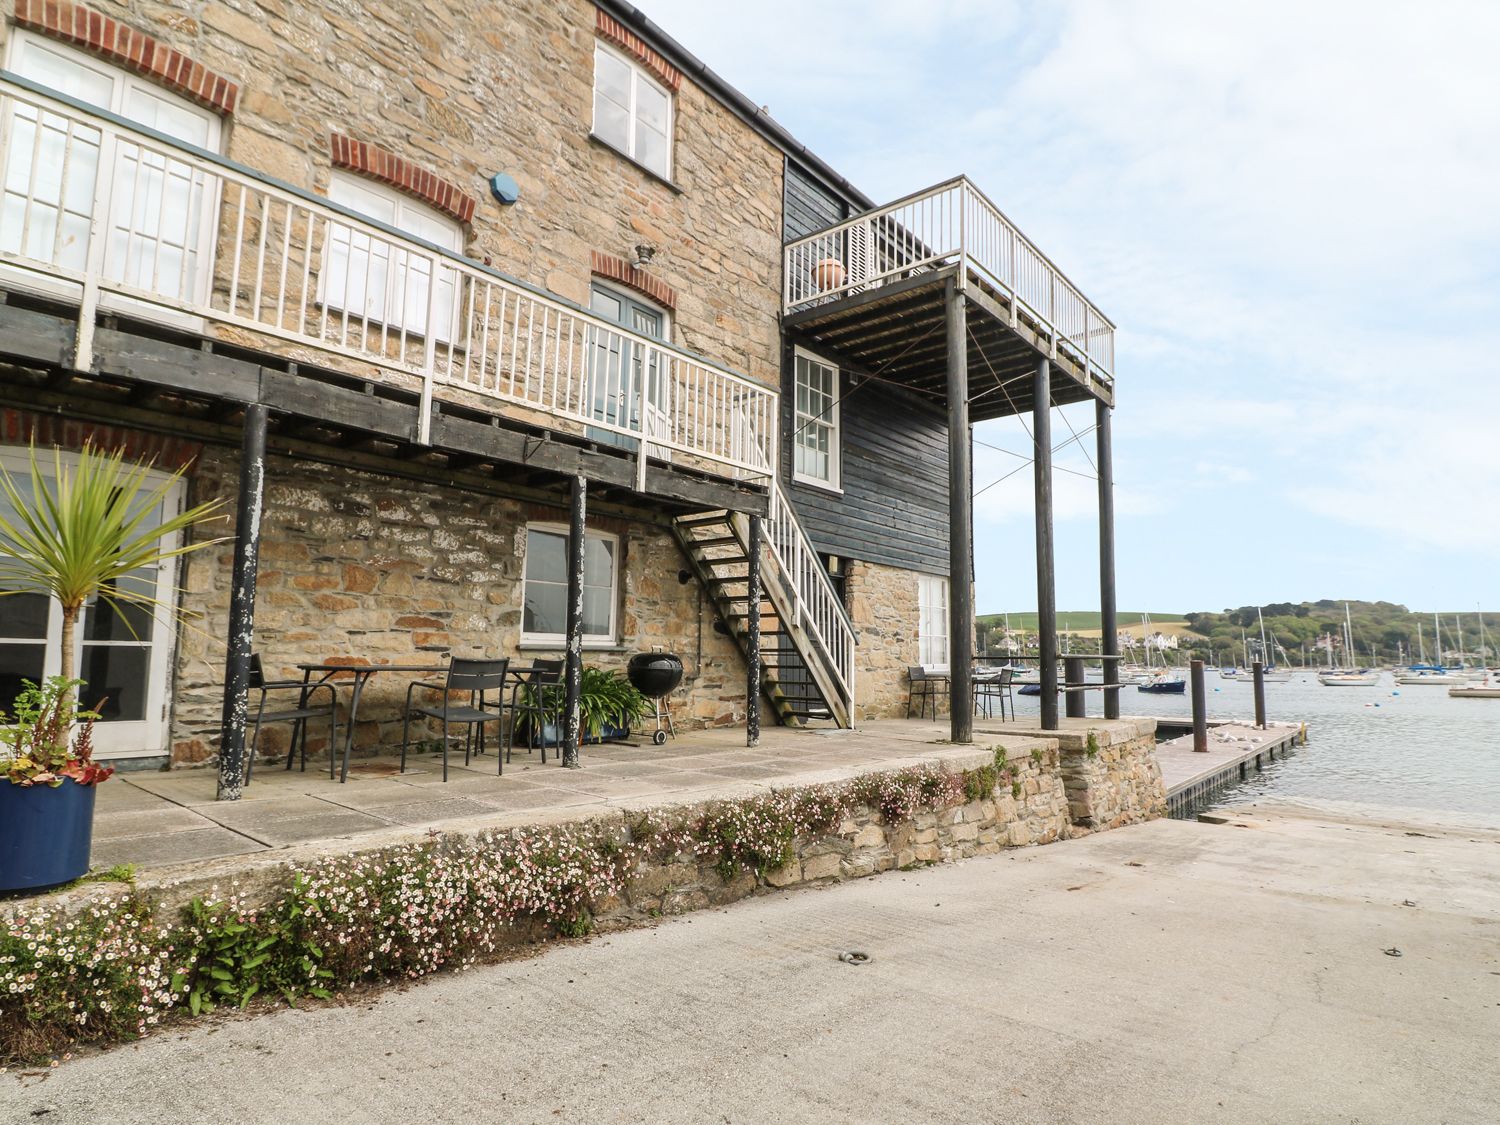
xmin=0 ymin=443 xmax=223 ymax=892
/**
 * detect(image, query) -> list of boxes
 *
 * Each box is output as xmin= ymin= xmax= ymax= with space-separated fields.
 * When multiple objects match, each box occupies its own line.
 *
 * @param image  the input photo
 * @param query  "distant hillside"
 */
xmin=979 ymin=601 xmax=1497 ymax=663
xmin=981 ymin=611 xmax=1188 ymax=632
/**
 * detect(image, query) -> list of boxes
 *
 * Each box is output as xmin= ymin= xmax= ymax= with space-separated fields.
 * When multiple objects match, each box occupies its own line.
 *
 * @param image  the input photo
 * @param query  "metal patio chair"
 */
xmin=973 ymin=666 xmax=1016 ymax=721
xmin=244 ymin=654 xmax=339 ymax=783
xmin=500 ymin=658 xmax=565 ymax=765
xmin=400 ymin=657 xmax=511 ymax=781
xmin=906 ymin=664 xmax=949 ymax=720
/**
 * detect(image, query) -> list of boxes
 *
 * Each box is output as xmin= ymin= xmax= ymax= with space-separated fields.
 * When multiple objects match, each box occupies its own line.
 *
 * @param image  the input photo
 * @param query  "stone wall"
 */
xmin=169 ymin=445 xmax=750 ymax=766
xmin=606 ymin=744 xmax=1069 ymax=919
xmin=844 ymin=558 xmax=922 ymax=721
xmin=0 ymin=0 xmax=785 ymax=390
xmin=1054 ymin=719 xmax=1167 ymax=831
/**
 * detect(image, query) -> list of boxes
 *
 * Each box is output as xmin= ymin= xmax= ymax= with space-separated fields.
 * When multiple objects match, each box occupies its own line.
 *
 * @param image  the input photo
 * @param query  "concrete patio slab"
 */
xmin=92 ymin=806 xmax=212 ymax=842
xmin=220 ymin=809 xmax=398 ymax=848
xmin=362 ymin=797 xmax=501 ymax=827
xmin=90 ymin=827 xmax=266 ymax=869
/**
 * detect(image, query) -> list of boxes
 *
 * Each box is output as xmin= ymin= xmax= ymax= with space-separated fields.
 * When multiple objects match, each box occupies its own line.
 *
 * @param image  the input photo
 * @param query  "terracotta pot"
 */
xmin=812 ymin=257 xmax=847 ymax=291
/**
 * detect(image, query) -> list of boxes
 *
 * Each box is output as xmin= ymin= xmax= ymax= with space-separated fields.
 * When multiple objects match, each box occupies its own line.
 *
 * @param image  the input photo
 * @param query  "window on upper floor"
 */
xmin=919 ymin=575 xmax=950 ymax=667
xmin=592 ymin=42 xmax=673 ymax=180
xmin=792 ymin=350 xmax=840 ymax=490
xmin=0 ymin=30 xmax=221 ymax=307
xmin=521 ymin=524 xmax=620 ymax=646
xmin=319 ymin=171 xmax=464 ymax=342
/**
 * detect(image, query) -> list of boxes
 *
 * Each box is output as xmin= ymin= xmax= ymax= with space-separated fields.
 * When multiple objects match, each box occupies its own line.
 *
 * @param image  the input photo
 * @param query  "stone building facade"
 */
xmin=2 ymin=0 xmax=785 ymax=388
xmin=0 ymin=0 xmax=1031 ymax=766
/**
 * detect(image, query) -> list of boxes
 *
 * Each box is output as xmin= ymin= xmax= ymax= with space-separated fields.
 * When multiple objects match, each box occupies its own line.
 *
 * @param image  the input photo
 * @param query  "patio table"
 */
xmin=296 ymin=662 xmax=448 ymax=783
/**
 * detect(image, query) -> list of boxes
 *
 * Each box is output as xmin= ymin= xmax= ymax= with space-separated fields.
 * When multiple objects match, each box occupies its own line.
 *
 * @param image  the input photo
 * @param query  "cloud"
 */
xmin=642 ymin=0 xmax=1500 ymax=604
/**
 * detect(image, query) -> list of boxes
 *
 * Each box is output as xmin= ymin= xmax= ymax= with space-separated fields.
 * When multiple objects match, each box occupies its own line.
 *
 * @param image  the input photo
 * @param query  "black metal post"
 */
xmin=1096 ymin=401 xmax=1120 ymax=720
xmin=945 ymin=279 xmax=974 ymax=744
xmin=562 ymin=474 xmax=586 ymax=769
xmin=1064 ymin=654 xmax=1086 ymax=719
xmin=1034 ymin=358 xmax=1058 ymax=730
xmin=746 ymin=515 xmax=763 ymax=748
xmin=216 ymin=403 xmax=268 ymax=801
xmin=1191 ymin=658 xmax=1208 ymax=752
xmin=1252 ymin=659 xmax=1267 ymax=729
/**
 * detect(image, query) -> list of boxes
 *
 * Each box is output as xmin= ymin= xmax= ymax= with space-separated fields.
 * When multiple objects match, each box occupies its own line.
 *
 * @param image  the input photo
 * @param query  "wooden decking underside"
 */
xmin=783 ymin=265 xmax=1112 ymax=422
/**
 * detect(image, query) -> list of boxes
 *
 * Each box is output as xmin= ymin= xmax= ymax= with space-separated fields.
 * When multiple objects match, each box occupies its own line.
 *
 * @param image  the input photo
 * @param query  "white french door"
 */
xmin=586 ymin=282 xmax=672 ymax=459
xmin=0 ymin=30 xmax=221 ymax=314
xmin=0 ymin=448 xmax=184 ymax=758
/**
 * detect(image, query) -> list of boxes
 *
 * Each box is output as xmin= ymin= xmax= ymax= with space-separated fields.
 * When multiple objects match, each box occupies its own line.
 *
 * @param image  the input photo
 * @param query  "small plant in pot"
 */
xmin=0 ymin=678 xmax=111 ymax=892
xmin=0 ymin=443 xmax=223 ymax=892
xmin=517 ymin=666 xmax=649 ymax=748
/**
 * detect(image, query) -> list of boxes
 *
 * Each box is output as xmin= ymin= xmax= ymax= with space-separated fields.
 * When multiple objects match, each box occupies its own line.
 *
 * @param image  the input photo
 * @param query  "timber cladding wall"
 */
xmin=0 ymin=0 xmax=785 ymax=389
xmin=168 ymin=447 xmax=751 ymax=766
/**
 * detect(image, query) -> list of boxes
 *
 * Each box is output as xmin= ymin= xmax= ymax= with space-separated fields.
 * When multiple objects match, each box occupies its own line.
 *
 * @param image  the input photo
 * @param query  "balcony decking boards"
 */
xmin=783 ymin=265 xmax=1109 ymax=423
xmin=0 ymin=293 xmax=770 ymax=517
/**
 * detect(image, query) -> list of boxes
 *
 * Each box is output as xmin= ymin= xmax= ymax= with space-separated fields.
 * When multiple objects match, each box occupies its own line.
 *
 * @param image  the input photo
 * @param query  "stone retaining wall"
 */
xmin=606 ymin=743 xmax=1070 ymax=921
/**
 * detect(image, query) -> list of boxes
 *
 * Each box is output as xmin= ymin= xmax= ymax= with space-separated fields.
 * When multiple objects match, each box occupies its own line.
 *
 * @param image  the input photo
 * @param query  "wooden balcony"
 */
xmin=0 ymin=73 xmax=777 ymax=510
xmin=782 ymin=176 xmax=1115 ymax=420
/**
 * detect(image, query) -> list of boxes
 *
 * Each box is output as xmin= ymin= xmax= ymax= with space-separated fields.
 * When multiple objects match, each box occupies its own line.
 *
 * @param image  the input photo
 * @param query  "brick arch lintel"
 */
xmin=590 ymin=250 xmax=677 ymax=311
xmin=13 ymin=0 xmax=240 ymax=115
xmin=329 ymin=133 xmax=478 ymax=225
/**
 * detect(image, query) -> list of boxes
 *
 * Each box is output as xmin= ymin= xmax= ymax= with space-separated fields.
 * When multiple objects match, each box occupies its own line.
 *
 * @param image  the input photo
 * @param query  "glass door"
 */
xmin=0 ymin=448 xmax=183 ymax=758
xmin=585 ymin=283 xmax=671 ymax=458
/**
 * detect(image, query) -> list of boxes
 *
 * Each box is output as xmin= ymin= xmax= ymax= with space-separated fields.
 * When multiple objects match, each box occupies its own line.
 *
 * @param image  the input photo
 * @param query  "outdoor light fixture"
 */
xmin=633 ymin=243 xmax=657 ymax=267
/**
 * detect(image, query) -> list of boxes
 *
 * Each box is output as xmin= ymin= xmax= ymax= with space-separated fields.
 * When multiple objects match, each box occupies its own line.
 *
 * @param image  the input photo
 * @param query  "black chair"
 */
xmin=973 ymin=666 xmax=1016 ymax=721
xmin=244 ymin=654 xmax=339 ymax=783
xmin=907 ymin=665 xmax=949 ymax=720
xmin=501 ymin=659 xmax=565 ymax=764
xmin=400 ymin=657 xmax=510 ymax=781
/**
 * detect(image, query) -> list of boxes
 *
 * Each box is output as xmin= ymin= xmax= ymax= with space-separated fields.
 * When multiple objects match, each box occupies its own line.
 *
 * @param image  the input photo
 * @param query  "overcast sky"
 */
xmin=645 ymin=0 xmax=1499 ymax=615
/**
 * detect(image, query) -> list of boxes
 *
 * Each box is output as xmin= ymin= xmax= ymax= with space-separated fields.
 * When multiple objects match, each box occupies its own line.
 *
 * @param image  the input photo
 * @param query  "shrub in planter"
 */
xmin=517 ymin=666 xmax=650 ymax=746
xmin=0 ymin=677 xmax=113 ymax=892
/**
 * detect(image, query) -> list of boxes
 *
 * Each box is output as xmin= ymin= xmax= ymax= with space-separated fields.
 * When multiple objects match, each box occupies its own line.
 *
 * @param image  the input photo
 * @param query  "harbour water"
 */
xmin=1009 ymin=671 xmax=1500 ymax=828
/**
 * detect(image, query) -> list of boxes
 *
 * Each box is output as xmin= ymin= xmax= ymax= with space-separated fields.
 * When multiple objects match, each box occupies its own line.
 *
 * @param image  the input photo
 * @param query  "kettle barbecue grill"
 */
xmin=627 ymin=651 xmax=684 ymax=745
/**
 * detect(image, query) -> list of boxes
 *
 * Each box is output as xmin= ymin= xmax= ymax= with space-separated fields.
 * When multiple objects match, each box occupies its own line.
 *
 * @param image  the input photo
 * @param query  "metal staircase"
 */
xmin=673 ymin=484 xmax=856 ymax=728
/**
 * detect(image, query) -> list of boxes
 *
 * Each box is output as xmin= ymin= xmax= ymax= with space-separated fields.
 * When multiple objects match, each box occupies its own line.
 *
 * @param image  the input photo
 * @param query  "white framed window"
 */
xmin=0 ymin=446 xmax=184 ymax=759
xmin=592 ymin=42 xmax=673 ymax=179
xmin=0 ymin=30 xmax=221 ymax=310
xmin=918 ymin=575 xmax=950 ymax=667
xmin=319 ymin=171 xmax=463 ymax=341
xmin=586 ymin=280 xmax=672 ymax=457
xmin=521 ymin=524 xmax=619 ymax=646
xmin=792 ymin=349 xmax=840 ymax=490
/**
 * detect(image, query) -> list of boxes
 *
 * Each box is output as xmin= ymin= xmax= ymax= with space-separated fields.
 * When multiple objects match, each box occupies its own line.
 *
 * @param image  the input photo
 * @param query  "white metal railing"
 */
xmin=762 ymin=479 xmax=855 ymax=713
xmin=0 ymin=74 xmax=777 ymax=484
xmin=783 ymin=176 xmax=1115 ymax=384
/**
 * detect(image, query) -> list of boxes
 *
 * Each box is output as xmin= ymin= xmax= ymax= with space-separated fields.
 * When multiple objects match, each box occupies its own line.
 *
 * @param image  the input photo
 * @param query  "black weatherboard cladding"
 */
xmin=782 ymin=164 xmax=951 ymax=576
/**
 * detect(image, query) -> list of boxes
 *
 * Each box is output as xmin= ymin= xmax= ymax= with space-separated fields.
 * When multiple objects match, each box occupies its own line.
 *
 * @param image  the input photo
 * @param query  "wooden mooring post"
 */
xmin=1190 ymin=658 xmax=1209 ymax=753
xmin=1252 ymin=660 xmax=1267 ymax=729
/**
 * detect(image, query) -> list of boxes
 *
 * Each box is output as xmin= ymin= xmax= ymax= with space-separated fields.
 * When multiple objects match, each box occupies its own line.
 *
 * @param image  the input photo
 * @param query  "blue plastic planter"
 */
xmin=0 ymin=778 xmax=97 ymax=893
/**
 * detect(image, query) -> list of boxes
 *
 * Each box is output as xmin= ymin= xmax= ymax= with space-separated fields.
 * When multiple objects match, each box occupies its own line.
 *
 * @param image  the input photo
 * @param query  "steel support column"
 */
xmin=1096 ymin=400 xmax=1120 ymax=719
xmin=216 ymin=402 xmax=268 ymax=801
xmin=746 ymin=515 xmax=763 ymax=747
xmin=562 ymin=474 xmax=586 ymax=769
xmin=945 ymin=279 xmax=974 ymax=744
xmin=1034 ymin=359 xmax=1058 ymax=729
